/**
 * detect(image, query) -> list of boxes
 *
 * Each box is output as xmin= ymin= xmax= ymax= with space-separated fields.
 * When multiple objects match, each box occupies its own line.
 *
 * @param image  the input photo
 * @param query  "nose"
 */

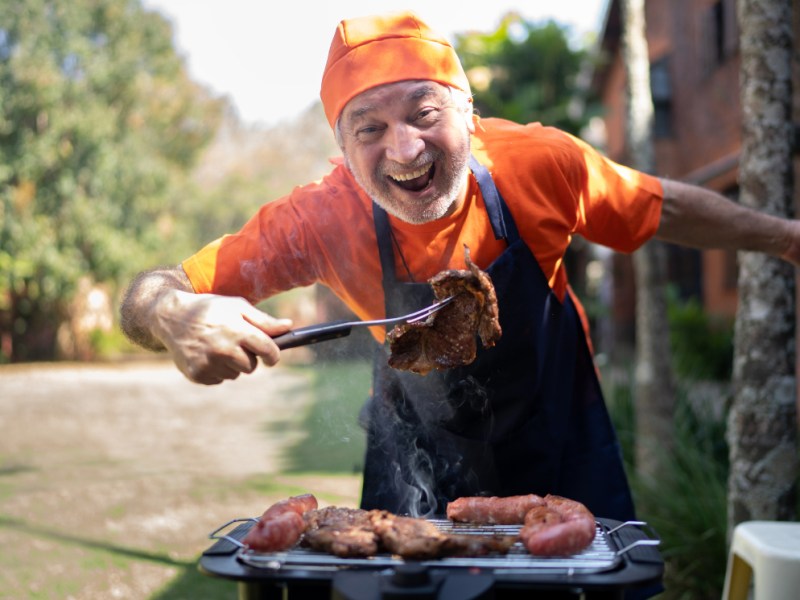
xmin=384 ymin=123 xmax=424 ymax=164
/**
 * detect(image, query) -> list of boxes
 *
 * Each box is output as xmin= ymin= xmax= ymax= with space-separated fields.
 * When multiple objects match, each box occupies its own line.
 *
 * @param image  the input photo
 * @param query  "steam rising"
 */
xmin=372 ymin=368 xmax=495 ymax=518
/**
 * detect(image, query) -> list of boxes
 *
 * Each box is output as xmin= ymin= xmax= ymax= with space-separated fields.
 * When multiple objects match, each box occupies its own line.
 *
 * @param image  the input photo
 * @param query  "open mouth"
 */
xmin=388 ymin=163 xmax=435 ymax=192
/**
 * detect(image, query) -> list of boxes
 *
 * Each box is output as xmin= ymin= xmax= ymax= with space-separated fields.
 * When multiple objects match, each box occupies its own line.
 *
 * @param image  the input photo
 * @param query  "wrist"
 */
xmin=779 ymin=221 xmax=800 ymax=267
xmin=149 ymin=289 xmax=190 ymax=350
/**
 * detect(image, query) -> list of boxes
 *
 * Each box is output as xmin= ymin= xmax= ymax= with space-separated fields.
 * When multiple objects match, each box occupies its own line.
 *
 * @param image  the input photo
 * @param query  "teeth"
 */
xmin=390 ymin=164 xmax=431 ymax=182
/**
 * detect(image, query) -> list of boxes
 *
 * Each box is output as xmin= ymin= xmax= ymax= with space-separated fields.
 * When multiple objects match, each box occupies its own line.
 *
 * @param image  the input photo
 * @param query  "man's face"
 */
xmin=338 ymin=81 xmax=474 ymax=224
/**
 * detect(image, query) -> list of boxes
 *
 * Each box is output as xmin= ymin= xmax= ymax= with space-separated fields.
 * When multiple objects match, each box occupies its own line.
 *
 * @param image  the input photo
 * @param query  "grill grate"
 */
xmin=233 ymin=519 xmax=630 ymax=575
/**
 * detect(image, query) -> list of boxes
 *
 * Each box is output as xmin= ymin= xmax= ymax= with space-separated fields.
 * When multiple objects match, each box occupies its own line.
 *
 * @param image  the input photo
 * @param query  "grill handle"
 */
xmin=208 ymin=517 xmax=257 ymax=549
xmin=607 ymin=520 xmax=661 ymax=557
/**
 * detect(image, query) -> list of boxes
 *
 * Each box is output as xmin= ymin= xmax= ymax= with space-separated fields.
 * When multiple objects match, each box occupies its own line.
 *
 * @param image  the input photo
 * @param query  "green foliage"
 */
xmin=181 ymin=103 xmax=340 ymax=247
xmin=454 ymin=13 xmax=590 ymax=134
xmin=604 ymin=367 xmax=637 ymax=469
xmin=0 ymin=0 xmax=223 ymax=359
xmin=605 ymin=372 xmax=729 ymax=599
xmin=635 ymin=398 xmax=728 ymax=599
xmin=667 ymin=292 xmax=734 ymax=381
xmin=87 ymin=325 xmax=138 ymax=358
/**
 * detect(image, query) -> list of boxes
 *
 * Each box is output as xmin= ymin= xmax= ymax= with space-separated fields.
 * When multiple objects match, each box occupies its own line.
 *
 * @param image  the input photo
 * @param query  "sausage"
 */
xmin=519 ymin=495 xmax=596 ymax=556
xmin=261 ymin=493 xmax=319 ymax=520
xmin=542 ymin=494 xmax=594 ymax=521
xmin=244 ymin=493 xmax=319 ymax=552
xmin=242 ymin=511 xmax=306 ymax=552
xmin=519 ymin=518 xmax=596 ymax=556
xmin=522 ymin=504 xmax=563 ymax=527
xmin=446 ymin=494 xmax=545 ymax=524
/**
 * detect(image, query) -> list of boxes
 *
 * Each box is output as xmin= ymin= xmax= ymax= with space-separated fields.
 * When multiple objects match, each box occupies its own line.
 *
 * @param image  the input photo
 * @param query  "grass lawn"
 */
xmin=281 ymin=360 xmax=371 ymax=474
xmin=0 ymin=359 xmax=370 ymax=599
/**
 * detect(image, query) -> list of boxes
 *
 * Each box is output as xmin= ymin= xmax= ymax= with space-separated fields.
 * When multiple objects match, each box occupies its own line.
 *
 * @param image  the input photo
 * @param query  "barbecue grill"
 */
xmin=199 ymin=516 xmax=663 ymax=599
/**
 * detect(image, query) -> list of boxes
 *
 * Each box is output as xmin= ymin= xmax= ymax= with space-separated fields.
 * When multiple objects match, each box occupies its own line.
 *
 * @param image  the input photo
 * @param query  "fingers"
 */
xmin=158 ymin=293 xmax=295 ymax=385
xmin=241 ymin=306 xmax=294 ymax=367
xmin=242 ymin=305 xmax=293 ymax=338
xmin=178 ymin=352 xmax=245 ymax=384
xmin=188 ymin=311 xmax=292 ymax=383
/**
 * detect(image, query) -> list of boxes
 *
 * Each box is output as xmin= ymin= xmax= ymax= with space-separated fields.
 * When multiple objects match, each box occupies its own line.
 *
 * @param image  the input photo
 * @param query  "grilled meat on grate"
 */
xmin=242 ymin=493 xmax=319 ymax=552
xmin=300 ymin=507 xmax=515 ymax=560
xmin=447 ymin=494 xmax=546 ymax=525
xmin=302 ymin=507 xmax=381 ymax=558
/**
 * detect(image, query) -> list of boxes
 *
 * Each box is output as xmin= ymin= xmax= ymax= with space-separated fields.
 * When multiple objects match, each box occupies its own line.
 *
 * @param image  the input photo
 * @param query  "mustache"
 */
xmin=379 ymin=150 xmax=442 ymax=178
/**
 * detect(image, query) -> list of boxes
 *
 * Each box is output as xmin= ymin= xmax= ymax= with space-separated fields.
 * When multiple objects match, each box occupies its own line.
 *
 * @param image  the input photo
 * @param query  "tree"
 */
xmin=728 ymin=0 xmax=797 ymax=528
xmin=185 ymin=102 xmax=339 ymax=246
xmin=620 ymin=0 xmax=676 ymax=479
xmin=454 ymin=14 xmax=596 ymax=301
xmin=0 ymin=0 xmax=222 ymax=360
xmin=454 ymin=13 xmax=589 ymax=134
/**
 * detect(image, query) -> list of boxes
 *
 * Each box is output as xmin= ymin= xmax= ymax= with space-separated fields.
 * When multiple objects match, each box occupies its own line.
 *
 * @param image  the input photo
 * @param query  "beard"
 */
xmin=345 ymin=135 xmax=472 ymax=225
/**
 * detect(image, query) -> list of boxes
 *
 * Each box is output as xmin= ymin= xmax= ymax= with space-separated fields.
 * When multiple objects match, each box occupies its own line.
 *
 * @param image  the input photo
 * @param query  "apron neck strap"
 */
xmin=372 ymin=202 xmax=398 ymax=287
xmin=372 ymin=155 xmax=522 ymax=283
xmin=468 ymin=155 xmax=520 ymax=243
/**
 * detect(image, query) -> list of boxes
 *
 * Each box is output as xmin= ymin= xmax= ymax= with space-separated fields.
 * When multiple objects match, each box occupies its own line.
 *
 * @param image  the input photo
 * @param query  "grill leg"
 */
xmin=237 ymin=581 xmax=283 ymax=600
xmin=237 ymin=581 xmax=331 ymax=600
xmin=583 ymin=590 xmax=624 ymax=600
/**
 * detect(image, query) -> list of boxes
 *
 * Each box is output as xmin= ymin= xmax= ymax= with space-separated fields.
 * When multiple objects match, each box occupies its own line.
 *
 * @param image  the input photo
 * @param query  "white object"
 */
xmin=722 ymin=521 xmax=800 ymax=600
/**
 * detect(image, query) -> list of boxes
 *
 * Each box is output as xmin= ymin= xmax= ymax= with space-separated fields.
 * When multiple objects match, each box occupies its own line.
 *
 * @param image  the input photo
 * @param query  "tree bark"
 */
xmin=728 ymin=0 xmax=797 ymax=530
xmin=621 ymin=0 xmax=676 ymax=478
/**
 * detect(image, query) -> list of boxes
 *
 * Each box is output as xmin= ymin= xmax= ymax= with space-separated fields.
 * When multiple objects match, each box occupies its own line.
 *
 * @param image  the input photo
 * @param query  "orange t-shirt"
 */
xmin=182 ymin=118 xmax=663 ymax=341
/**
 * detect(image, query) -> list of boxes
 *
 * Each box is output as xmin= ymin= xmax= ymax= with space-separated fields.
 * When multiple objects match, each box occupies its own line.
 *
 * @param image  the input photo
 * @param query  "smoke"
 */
xmin=391 ymin=442 xmax=440 ymax=518
xmin=368 ymin=362 xmax=500 ymax=517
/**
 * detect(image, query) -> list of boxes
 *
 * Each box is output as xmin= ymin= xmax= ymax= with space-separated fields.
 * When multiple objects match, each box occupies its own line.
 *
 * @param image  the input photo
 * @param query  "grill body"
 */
xmin=199 ymin=517 xmax=663 ymax=599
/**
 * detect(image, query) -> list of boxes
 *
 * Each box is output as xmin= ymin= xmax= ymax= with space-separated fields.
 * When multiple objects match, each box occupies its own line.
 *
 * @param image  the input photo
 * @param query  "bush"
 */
xmin=667 ymin=293 xmax=733 ymax=381
xmin=604 ymin=372 xmax=729 ymax=600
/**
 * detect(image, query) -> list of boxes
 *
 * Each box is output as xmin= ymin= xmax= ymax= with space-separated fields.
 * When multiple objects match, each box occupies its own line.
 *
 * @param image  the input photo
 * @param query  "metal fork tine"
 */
xmin=272 ymin=296 xmax=456 ymax=349
xmin=404 ymin=296 xmax=455 ymax=323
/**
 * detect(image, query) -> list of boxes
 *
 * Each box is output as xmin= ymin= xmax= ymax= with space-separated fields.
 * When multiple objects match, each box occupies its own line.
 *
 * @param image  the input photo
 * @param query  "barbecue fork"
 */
xmin=271 ymin=296 xmax=455 ymax=350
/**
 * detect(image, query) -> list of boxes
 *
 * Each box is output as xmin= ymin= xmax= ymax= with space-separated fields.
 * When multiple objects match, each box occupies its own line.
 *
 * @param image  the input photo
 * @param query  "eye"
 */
xmin=415 ymin=108 xmax=438 ymax=122
xmin=355 ymin=124 xmax=383 ymax=142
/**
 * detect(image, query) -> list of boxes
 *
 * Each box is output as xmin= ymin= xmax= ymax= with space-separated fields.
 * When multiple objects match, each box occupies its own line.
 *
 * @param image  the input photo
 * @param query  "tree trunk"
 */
xmin=621 ymin=0 xmax=676 ymax=478
xmin=728 ymin=0 xmax=797 ymax=530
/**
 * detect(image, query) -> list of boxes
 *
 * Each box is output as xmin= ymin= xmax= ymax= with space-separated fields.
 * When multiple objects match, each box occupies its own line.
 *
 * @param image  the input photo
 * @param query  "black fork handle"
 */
xmin=272 ymin=320 xmax=354 ymax=350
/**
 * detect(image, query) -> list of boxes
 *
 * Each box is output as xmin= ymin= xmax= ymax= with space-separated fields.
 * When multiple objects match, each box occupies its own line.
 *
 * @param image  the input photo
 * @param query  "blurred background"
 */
xmin=1 ymin=0 xmax=798 ymax=598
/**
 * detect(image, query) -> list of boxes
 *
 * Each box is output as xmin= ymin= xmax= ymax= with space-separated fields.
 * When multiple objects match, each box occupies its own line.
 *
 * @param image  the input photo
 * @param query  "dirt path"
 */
xmin=0 ymin=360 xmax=362 ymax=599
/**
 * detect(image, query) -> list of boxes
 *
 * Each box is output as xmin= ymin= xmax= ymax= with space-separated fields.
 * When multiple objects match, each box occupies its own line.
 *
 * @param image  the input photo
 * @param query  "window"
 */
xmin=650 ymin=58 xmax=673 ymax=138
xmin=704 ymin=0 xmax=739 ymax=75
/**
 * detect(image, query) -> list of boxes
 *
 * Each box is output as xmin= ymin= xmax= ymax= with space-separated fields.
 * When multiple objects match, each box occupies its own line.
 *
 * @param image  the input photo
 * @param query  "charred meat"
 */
xmin=298 ymin=506 xmax=514 ymax=560
xmin=370 ymin=511 xmax=515 ymax=559
xmin=302 ymin=507 xmax=382 ymax=558
xmin=388 ymin=245 xmax=501 ymax=375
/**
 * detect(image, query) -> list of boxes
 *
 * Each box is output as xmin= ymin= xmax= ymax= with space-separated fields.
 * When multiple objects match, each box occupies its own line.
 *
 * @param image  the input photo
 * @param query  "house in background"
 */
xmin=589 ymin=0 xmax=798 ymax=356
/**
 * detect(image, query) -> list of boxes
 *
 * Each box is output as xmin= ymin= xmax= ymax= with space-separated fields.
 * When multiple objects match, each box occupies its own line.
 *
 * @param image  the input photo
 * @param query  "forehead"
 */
xmin=341 ymin=80 xmax=450 ymax=123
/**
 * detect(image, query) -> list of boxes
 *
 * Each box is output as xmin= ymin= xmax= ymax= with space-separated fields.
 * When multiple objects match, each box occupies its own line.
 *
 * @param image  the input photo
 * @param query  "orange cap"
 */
xmin=320 ymin=12 xmax=471 ymax=128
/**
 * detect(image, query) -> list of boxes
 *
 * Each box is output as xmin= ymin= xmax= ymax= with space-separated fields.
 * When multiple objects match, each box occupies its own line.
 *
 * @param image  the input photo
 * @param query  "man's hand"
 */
xmin=120 ymin=266 xmax=293 ymax=385
xmin=153 ymin=290 xmax=293 ymax=385
xmin=779 ymin=220 xmax=800 ymax=268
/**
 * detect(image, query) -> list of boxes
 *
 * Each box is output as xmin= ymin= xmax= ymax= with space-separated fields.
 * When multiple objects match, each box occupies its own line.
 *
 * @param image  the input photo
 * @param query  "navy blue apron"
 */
xmin=360 ymin=156 xmax=636 ymax=524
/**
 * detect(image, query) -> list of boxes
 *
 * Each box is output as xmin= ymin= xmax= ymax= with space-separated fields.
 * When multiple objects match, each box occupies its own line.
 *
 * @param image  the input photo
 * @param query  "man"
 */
xmin=121 ymin=12 xmax=800 ymax=523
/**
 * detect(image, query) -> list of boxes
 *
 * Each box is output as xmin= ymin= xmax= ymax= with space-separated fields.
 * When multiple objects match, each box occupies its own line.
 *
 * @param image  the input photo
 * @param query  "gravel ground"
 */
xmin=0 ymin=360 xmax=362 ymax=599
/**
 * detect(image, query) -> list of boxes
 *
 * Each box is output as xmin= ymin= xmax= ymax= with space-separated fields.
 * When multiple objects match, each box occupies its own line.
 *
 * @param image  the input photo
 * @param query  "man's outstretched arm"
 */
xmin=655 ymin=178 xmax=800 ymax=265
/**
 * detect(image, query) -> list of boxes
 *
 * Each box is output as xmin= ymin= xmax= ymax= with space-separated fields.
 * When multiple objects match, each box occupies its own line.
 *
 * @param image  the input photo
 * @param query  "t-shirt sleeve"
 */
xmin=570 ymin=133 xmax=663 ymax=252
xmin=180 ymin=193 xmax=322 ymax=302
xmin=179 ymin=166 xmax=383 ymax=321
